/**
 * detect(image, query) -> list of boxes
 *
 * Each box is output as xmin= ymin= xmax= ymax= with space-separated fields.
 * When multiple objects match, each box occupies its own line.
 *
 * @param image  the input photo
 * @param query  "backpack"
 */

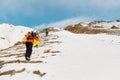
xmin=23 ymin=32 xmax=33 ymax=43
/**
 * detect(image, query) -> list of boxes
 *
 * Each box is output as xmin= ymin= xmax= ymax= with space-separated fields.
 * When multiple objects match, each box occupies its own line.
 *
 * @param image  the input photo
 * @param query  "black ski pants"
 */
xmin=25 ymin=42 xmax=33 ymax=58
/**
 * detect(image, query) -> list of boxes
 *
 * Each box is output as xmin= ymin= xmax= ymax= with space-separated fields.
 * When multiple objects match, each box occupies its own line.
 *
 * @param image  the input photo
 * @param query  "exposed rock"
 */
xmin=111 ymin=25 xmax=119 ymax=29
xmin=33 ymin=70 xmax=46 ymax=77
xmin=39 ymin=27 xmax=59 ymax=33
xmin=116 ymin=19 xmax=120 ymax=22
xmin=0 ymin=68 xmax=25 ymax=76
xmin=64 ymin=25 xmax=107 ymax=34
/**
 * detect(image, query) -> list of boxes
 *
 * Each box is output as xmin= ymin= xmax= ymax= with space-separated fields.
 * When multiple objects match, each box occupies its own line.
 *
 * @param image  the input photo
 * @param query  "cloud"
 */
xmin=0 ymin=0 xmax=120 ymax=13
xmin=0 ymin=0 xmax=39 ymax=16
xmin=45 ymin=0 xmax=120 ymax=10
xmin=0 ymin=0 xmax=120 ymax=26
xmin=89 ymin=0 xmax=120 ymax=10
xmin=36 ymin=16 xmax=96 ymax=29
xmin=0 ymin=0 xmax=119 ymax=17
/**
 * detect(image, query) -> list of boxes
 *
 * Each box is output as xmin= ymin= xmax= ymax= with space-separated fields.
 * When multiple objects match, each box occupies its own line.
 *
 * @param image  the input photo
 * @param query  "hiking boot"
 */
xmin=25 ymin=57 xmax=30 ymax=61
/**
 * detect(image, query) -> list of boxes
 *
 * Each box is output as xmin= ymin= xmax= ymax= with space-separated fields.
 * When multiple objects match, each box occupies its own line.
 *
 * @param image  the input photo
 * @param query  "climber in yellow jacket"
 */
xmin=33 ymin=36 xmax=39 ymax=47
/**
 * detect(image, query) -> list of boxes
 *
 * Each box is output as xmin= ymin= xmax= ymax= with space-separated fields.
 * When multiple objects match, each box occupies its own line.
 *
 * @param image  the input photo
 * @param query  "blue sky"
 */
xmin=0 ymin=0 xmax=120 ymax=28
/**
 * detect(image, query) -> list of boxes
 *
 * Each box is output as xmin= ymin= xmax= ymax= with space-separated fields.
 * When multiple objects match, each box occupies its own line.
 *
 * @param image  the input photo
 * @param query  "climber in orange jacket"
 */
xmin=23 ymin=31 xmax=34 ymax=61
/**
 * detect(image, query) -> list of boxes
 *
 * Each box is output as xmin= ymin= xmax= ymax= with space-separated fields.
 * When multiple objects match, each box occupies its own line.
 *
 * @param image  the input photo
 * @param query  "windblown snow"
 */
xmin=0 ymin=24 xmax=32 ymax=50
xmin=95 ymin=21 xmax=120 ymax=28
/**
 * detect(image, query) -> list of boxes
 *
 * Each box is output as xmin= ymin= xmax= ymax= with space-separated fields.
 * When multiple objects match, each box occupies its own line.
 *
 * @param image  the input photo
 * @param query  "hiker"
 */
xmin=33 ymin=31 xmax=40 ymax=47
xmin=45 ymin=29 xmax=48 ymax=37
xmin=23 ymin=31 xmax=34 ymax=61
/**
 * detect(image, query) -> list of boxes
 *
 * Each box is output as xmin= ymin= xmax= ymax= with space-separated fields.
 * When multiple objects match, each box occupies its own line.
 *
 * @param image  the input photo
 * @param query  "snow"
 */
xmin=45 ymin=31 xmax=120 ymax=80
xmin=1 ymin=29 xmax=120 ymax=80
xmin=0 ymin=23 xmax=32 ymax=50
xmin=95 ymin=21 xmax=120 ymax=28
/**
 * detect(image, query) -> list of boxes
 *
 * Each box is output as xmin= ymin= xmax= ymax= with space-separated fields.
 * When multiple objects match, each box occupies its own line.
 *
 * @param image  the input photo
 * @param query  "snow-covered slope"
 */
xmin=0 ymin=24 xmax=32 ymax=50
xmin=1 ymin=30 xmax=120 ymax=80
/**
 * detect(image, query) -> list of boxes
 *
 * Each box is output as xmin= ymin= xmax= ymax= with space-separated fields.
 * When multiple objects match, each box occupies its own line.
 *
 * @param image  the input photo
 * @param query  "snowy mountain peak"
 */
xmin=0 ymin=24 xmax=32 ymax=50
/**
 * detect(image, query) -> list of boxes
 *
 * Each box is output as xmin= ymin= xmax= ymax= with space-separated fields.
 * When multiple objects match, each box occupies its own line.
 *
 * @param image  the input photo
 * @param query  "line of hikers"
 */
xmin=22 ymin=29 xmax=49 ymax=61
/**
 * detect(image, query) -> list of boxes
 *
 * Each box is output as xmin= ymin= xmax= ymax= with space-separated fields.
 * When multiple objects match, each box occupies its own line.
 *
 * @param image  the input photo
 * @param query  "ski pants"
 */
xmin=25 ymin=42 xmax=33 ymax=58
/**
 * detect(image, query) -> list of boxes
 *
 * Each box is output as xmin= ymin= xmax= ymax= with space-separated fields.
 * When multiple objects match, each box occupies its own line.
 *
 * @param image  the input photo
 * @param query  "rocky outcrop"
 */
xmin=64 ymin=23 xmax=107 ymax=34
xmin=39 ymin=27 xmax=59 ymax=33
xmin=64 ymin=23 xmax=120 ymax=35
